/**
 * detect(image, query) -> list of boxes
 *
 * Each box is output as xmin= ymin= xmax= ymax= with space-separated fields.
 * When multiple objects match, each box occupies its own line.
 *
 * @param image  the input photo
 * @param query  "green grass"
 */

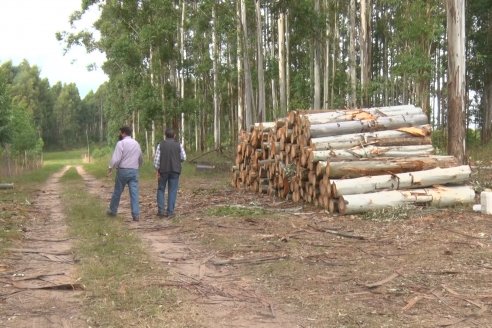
xmin=60 ymin=167 xmax=182 ymax=327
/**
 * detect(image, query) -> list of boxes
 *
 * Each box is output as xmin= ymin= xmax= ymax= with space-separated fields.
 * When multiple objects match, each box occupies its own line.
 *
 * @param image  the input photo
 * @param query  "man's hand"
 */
xmin=156 ymin=171 xmax=160 ymax=181
xmin=107 ymin=167 xmax=113 ymax=177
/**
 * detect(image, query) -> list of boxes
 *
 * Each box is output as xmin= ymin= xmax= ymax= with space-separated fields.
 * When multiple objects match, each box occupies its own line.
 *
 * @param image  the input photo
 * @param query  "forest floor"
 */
xmin=1 ymin=157 xmax=492 ymax=327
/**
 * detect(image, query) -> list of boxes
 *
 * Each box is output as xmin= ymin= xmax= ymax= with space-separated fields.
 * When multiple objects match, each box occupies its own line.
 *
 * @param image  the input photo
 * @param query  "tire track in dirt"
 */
xmin=0 ymin=166 xmax=86 ymax=327
xmin=75 ymin=166 xmax=300 ymax=327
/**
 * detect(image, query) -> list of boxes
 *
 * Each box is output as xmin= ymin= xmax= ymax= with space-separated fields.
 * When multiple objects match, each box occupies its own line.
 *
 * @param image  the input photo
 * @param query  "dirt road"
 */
xmin=2 ymin=165 xmax=492 ymax=327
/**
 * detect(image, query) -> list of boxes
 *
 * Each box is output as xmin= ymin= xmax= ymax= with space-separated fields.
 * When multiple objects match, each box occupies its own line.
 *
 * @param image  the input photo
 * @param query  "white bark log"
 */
xmin=310 ymin=125 xmax=431 ymax=150
xmin=339 ymin=185 xmax=475 ymax=214
xmin=309 ymin=145 xmax=434 ymax=162
xmin=302 ymin=105 xmax=423 ymax=125
xmin=307 ymin=113 xmax=429 ymax=138
xmin=332 ymin=165 xmax=471 ymax=197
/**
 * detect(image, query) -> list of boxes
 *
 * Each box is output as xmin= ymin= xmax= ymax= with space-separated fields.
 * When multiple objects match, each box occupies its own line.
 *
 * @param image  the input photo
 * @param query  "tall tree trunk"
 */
xmin=180 ymin=0 xmax=186 ymax=146
xmin=360 ymin=0 xmax=370 ymax=107
xmin=446 ymin=0 xmax=466 ymax=164
xmin=241 ymin=0 xmax=254 ymax=128
xmin=256 ymin=0 xmax=266 ymax=122
xmin=212 ymin=5 xmax=220 ymax=149
xmin=278 ymin=8 xmax=287 ymax=114
xmin=313 ymin=0 xmax=321 ymax=110
xmin=323 ymin=0 xmax=330 ymax=109
xmin=331 ymin=1 xmax=338 ymax=108
xmin=236 ymin=1 xmax=244 ymax=134
xmin=286 ymin=10 xmax=290 ymax=110
xmin=483 ymin=76 xmax=492 ymax=143
xmin=348 ymin=0 xmax=357 ymax=108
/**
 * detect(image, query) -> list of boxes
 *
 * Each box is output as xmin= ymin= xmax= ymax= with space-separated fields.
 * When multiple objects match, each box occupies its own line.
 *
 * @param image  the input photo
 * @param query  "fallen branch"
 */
xmin=440 ymin=227 xmax=487 ymax=240
xmin=365 ymin=271 xmax=400 ymax=289
xmin=211 ymin=255 xmax=289 ymax=266
xmin=402 ymin=294 xmax=431 ymax=312
xmin=307 ymin=224 xmax=366 ymax=240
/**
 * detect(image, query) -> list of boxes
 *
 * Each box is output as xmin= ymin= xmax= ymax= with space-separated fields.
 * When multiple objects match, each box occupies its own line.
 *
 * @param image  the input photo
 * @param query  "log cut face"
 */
xmin=232 ymin=105 xmax=476 ymax=215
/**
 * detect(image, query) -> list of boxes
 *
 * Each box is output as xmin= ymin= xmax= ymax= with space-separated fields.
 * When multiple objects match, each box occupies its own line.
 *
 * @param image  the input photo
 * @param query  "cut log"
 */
xmin=301 ymin=105 xmax=423 ymax=125
xmin=309 ymin=145 xmax=434 ymax=162
xmin=326 ymin=156 xmax=459 ymax=178
xmin=306 ymin=113 xmax=429 ymax=138
xmin=331 ymin=165 xmax=472 ymax=197
xmin=0 ymin=183 xmax=14 ymax=189
xmin=309 ymin=125 xmax=431 ymax=150
xmin=339 ymin=185 xmax=476 ymax=214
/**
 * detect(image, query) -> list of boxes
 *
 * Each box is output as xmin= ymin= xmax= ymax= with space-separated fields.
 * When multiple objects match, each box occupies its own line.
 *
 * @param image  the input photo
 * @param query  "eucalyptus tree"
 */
xmin=53 ymin=83 xmax=82 ymax=148
xmin=446 ymin=0 xmax=466 ymax=163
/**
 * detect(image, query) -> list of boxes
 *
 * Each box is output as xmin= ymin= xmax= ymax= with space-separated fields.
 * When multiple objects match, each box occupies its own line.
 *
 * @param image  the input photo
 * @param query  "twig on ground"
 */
xmin=441 ymin=227 xmax=487 ymax=240
xmin=308 ymin=224 xmax=367 ymax=240
xmin=365 ymin=271 xmax=401 ymax=289
xmin=210 ymin=255 xmax=289 ymax=266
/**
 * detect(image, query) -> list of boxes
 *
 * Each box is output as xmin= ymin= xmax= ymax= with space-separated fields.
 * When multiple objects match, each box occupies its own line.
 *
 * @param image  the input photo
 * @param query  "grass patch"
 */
xmin=59 ymin=167 xmax=193 ymax=327
xmin=361 ymin=205 xmax=415 ymax=222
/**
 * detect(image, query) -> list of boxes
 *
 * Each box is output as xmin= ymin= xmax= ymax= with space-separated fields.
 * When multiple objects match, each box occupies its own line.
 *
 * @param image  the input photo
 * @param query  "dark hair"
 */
xmin=120 ymin=126 xmax=132 ymax=136
xmin=165 ymin=128 xmax=175 ymax=139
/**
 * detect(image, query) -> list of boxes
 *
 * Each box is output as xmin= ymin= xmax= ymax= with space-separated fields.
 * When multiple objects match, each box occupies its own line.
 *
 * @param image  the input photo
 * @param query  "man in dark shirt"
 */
xmin=153 ymin=128 xmax=186 ymax=218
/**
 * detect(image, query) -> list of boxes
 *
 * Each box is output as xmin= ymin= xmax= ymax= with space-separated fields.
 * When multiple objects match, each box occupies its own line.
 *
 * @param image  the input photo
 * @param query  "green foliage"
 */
xmin=0 ymin=74 xmax=12 ymax=146
xmin=10 ymin=104 xmax=41 ymax=155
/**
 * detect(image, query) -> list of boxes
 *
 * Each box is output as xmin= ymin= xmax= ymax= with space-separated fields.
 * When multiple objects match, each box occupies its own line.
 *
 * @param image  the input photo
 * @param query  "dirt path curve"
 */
xmin=75 ymin=166 xmax=300 ymax=327
xmin=0 ymin=166 xmax=86 ymax=328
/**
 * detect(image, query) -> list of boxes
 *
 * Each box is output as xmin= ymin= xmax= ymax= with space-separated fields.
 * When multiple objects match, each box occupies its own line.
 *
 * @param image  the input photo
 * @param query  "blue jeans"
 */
xmin=109 ymin=168 xmax=140 ymax=218
xmin=157 ymin=172 xmax=180 ymax=215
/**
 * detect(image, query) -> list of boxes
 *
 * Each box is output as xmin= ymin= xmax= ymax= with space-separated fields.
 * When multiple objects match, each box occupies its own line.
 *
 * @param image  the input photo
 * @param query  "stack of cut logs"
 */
xmin=231 ymin=105 xmax=475 ymax=214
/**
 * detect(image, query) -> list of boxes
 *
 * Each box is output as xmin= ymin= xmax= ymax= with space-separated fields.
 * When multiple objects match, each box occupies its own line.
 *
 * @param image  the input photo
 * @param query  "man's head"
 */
xmin=119 ymin=126 xmax=132 ymax=140
xmin=165 ymin=128 xmax=175 ymax=139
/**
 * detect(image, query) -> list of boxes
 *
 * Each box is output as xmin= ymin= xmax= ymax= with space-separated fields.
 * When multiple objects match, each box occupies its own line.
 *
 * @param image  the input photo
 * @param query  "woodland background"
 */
xmin=0 ymin=0 xmax=491 ymax=175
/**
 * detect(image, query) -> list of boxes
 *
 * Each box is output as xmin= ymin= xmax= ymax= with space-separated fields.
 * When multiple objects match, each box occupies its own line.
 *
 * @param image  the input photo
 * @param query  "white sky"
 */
xmin=0 ymin=0 xmax=108 ymax=98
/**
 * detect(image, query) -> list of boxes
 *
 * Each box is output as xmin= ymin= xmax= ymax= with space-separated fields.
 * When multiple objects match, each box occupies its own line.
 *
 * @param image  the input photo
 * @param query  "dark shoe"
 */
xmin=132 ymin=216 xmax=140 ymax=221
xmin=106 ymin=210 xmax=116 ymax=217
xmin=157 ymin=212 xmax=167 ymax=218
xmin=167 ymin=213 xmax=175 ymax=219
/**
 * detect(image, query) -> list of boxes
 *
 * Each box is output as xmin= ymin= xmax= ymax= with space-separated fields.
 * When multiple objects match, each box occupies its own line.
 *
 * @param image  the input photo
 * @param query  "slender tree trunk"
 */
xmin=313 ymin=0 xmax=321 ymax=110
xmin=286 ymin=10 xmax=290 ymax=110
xmin=256 ymin=0 xmax=265 ymax=122
xmin=267 ymin=4 xmax=278 ymax=118
xmin=482 ymin=76 xmax=492 ymax=143
xmin=241 ymin=0 xmax=253 ymax=128
xmin=212 ymin=5 xmax=220 ymax=149
xmin=360 ymin=0 xmax=370 ymax=107
xmin=236 ymin=1 xmax=244 ymax=134
xmin=278 ymin=8 xmax=287 ymax=114
xmin=446 ymin=0 xmax=466 ymax=164
xmin=180 ymin=0 xmax=186 ymax=146
xmin=323 ymin=0 xmax=330 ymax=109
xmin=348 ymin=0 xmax=357 ymax=108
xmin=331 ymin=2 xmax=338 ymax=108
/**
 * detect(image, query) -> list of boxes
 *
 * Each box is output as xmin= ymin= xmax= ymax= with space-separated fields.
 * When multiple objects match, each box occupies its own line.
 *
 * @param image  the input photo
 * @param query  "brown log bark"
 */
xmin=326 ymin=156 xmax=459 ymax=178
